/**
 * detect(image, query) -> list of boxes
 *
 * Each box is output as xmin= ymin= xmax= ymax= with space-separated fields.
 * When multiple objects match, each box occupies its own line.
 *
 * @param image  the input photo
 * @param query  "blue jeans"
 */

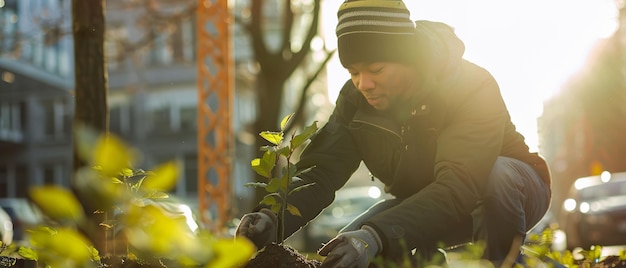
xmin=340 ymin=157 xmax=551 ymax=265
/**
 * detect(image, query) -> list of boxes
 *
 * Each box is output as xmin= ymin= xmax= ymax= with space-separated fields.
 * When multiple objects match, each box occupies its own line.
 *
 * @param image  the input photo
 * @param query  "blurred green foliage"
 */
xmin=23 ymin=125 xmax=254 ymax=267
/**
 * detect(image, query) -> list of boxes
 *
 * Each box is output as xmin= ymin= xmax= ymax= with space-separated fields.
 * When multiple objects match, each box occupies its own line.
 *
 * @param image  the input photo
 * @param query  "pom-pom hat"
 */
xmin=336 ymin=0 xmax=418 ymax=67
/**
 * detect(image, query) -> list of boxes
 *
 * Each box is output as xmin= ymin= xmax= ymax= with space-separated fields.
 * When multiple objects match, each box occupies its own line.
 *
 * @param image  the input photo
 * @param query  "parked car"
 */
xmin=0 ymin=207 xmax=13 ymax=245
xmin=0 ymin=198 xmax=43 ymax=245
xmin=299 ymin=186 xmax=387 ymax=252
xmin=558 ymin=171 xmax=626 ymax=249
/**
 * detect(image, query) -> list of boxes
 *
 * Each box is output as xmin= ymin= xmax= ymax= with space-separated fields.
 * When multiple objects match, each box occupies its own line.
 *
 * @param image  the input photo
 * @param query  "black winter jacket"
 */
xmin=272 ymin=21 xmax=551 ymax=260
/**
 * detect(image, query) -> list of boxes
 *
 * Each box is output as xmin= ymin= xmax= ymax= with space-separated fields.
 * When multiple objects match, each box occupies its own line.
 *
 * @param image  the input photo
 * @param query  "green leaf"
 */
xmin=94 ymin=133 xmax=136 ymax=177
xmin=280 ymin=113 xmax=294 ymax=131
xmin=250 ymin=158 xmax=266 ymax=178
xmin=286 ymin=203 xmax=302 ymax=217
xmin=262 ymin=150 xmax=277 ymax=170
xmin=29 ymin=186 xmax=85 ymax=222
xmin=251 ymin=151 xmax=277 ymax=179
xmin=272 ymin=172 xmax=291 ymax=194
xmin=260 ymin=131 xmax=283 ymax=145
xmin=290 ymin=121 xmax=318 ymax=149
xmin=265 ymin=178 xmax=283 ymax=193
xmin=142 ymin=161 xmax=180 ymax=192
xmin=288 ymin=182 xmax=315 ymax=195
xmin=244 ymin=182 xmax=267 ymax=188
xmin=207 ymin=238 xmax=255 ymax=268
xmin=277 ymin=146 xmax=291 ymax=157
xmin=144 ymin=191 xmax=169 ymax=199
xmin=88 ymin=245 xmax=100 ymax=262
xmin=260 ymin=195 xmax=278 ymax=207
xmin=294 ymin=165 xmax=316 ymax=177
xmin=29 ymin=227 xmax=94 ymax=262
xmin=18 ymin=247 xmax=37 ymax=261
xmin=121 ymin=168 xmax=133 ymax=177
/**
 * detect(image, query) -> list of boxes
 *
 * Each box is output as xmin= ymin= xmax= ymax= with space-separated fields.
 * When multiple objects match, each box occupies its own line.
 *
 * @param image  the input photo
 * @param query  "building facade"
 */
xmin=0 ymin=0 xmax=333 ymax=219
xmin=0 ymin=0 xmax=74 ymax=197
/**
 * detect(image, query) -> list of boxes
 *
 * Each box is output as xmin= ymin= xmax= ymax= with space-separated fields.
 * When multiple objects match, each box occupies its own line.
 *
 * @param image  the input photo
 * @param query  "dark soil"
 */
xmin=575 ymin=255 xmax=626 ymax=268
xmin=243 ymin=243 xmax=322 ymax=268
xmin=99 ymin=256 xmax=184 ymax=268
xmin=0 ymin=256 xmax=37 ymax=268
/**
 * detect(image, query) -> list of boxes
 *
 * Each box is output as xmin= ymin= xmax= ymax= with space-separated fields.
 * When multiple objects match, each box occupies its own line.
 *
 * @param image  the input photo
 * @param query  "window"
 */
xmin=172 ymin=15 xmax=196 ymax=63
xmin=0 ymin=102 xmax=24 ymax=135
xmin=32 ymin=34 xmax=63 ymax=72
xmin=42 ymin=165 xmax=56 ymax=185
xmin=184 ymin=153 xmax=198 ymax=194
xmin=110 ymin=102 xmax=133 ymax=137
xmin=41 ymin=98 xmax=70 ymax=139
xmin=15 ymin=165 xmax=28 ymax=198
xmin=179 ymin=106 xmax=196 ymax=131
xmin=0 ymin=103 xmax=11 ymax=131
xmin=0 ymin=166 xmax=7 ymax=198
xmin=41 ymin=162 xmax=67 ymax=186
xmin=145 ymin=31 xmax=171 ymax=66
xmin=44 ymin=42 xmax=59 ymax=74
xmin=144 ymin=12 xmax=196 ymax=66
xmin=151 ymin=106 xmax=172 ymax=135
xmin=42 ymin=99 xmax=56 ymax=137
xmin=31 ymin=34 xmax=45 ymax=67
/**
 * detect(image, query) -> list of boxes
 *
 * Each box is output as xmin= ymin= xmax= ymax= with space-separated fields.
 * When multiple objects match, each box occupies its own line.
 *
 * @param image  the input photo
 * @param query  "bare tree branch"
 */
xmin=283 ymin=0 xmax=321 ymax=80
xmin=280 ymin=0 xmax=294 ymax=58
xmin=248 ymin=0 xmax=270 ymax=71
xmin=286 ymin=48 xmax=336 ymax=134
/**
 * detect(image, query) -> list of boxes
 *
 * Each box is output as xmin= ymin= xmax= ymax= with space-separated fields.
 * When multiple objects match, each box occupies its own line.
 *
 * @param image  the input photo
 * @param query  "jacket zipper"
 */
xmin=352 ymin=119 xmax=403 ymax=141
xmin=352 ymin=119 xmax=405 ymax=182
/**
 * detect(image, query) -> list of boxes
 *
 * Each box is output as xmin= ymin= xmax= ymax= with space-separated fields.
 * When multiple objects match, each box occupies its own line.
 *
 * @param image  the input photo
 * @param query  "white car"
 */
xmin=0 ymin=198 xmax=42 ymax=244
xmin=558 ymin=171 xmax=626 ymax=250
xmin=0 ymin=207 xmax=13 ymax=245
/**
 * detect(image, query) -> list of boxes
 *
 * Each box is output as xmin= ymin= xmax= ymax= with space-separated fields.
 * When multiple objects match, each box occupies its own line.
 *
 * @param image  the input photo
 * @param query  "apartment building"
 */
xmin=0 ymin=1 xmax=332 ymax=218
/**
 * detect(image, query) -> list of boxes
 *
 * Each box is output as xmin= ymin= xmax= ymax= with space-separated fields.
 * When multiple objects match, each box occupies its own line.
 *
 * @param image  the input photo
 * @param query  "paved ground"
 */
xmin=570 ymin=245 xmax=626 ymax=259
xmin=600 ymin=245 xmax=626 ymax=256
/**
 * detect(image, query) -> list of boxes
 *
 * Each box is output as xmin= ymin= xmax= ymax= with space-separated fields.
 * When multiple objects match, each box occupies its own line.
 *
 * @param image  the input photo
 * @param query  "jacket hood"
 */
xmin=414 ymin=20 xmax=466 ymax=79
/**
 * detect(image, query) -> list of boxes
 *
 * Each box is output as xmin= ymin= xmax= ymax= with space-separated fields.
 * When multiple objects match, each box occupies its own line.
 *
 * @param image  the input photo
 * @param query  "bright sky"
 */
xmin=322 ymin=0 xmax=619 ymax=153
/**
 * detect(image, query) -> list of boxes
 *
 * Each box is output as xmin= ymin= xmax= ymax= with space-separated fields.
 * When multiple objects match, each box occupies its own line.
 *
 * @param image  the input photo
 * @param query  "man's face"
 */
xmin=347 ymin=62 xmax=417 ymax=111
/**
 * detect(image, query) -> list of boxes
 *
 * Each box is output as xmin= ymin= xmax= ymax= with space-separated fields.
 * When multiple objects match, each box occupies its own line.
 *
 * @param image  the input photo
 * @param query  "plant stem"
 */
xmin=279 ymin=195 xmax=286 ymax=244
xmin=278 ymin=150 xmax=292 ymax=244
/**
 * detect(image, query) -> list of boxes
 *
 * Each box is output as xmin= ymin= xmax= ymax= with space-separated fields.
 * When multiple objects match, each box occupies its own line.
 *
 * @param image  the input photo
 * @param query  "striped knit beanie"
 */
xmin=336 ymin=0 xmax=417 ymax=67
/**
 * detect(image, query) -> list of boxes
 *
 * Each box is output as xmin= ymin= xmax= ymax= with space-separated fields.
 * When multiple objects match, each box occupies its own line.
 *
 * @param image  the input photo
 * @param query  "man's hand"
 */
xmin=318 ymin=225 xmax=382 ymax=268
xmin=235 ymin=208 xmax=278 ymax=249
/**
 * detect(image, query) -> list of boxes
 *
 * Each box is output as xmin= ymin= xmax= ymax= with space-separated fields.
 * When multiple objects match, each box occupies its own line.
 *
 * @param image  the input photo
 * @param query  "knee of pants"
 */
xmin=484 ymin=158 xmax=525 ymax=199
xmin=481 ymin=157 xmax=550 ymax=232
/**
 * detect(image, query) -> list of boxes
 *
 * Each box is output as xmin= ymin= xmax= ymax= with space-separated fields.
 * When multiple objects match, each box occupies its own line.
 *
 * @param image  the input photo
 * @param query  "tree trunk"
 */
xmin=72 ymin=0 xmax=108 ymax=171
xmin=71 ymin=0 xmax=108 ymax=254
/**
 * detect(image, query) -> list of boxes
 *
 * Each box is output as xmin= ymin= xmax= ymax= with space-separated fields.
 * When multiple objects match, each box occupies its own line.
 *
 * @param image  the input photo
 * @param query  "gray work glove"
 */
xmin=318 ymin=225 xmax=382 ymax=268
xmin=235 ymin=208 xmax=278 ymax=249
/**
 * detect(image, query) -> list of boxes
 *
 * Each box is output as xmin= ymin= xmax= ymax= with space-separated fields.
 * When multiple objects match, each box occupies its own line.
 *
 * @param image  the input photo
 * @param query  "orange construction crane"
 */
xmin=196 ymin=0 xmax=233 ymax=233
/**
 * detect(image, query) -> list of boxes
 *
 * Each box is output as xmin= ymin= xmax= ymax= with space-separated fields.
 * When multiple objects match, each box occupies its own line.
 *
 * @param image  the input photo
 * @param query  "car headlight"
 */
xmin=563 ymin=198 xmax=577 ymax=212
